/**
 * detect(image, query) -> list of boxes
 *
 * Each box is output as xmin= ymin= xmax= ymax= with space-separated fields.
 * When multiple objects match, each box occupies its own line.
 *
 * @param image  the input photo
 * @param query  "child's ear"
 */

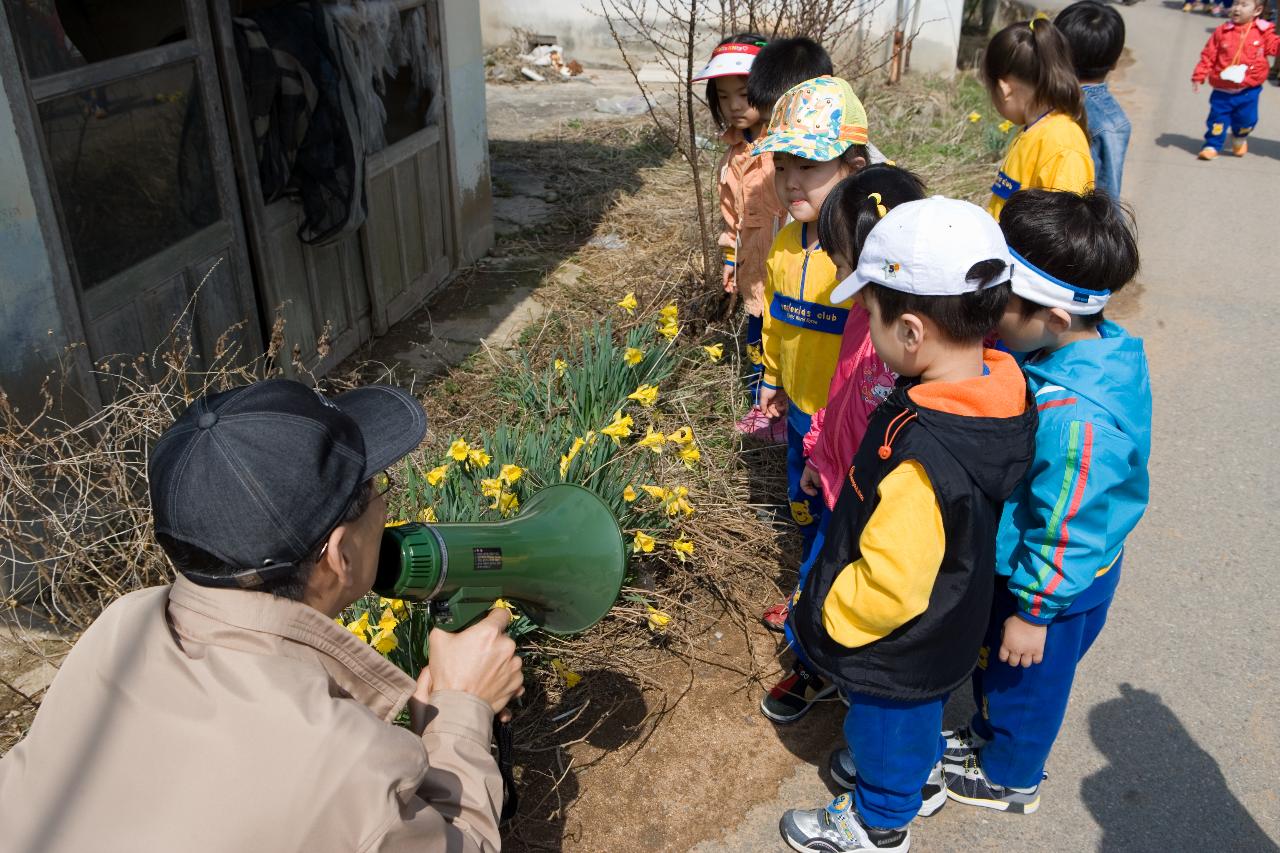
xmin=899 ymin=313 xmax=925 ymax=351
xmin=996 ymin=77 xmax=1015 ymax=102
xmin=847 ymin=155 xmax=867 ymax=173
xmin=1046 ymin=307 xmax=1074 ymax=335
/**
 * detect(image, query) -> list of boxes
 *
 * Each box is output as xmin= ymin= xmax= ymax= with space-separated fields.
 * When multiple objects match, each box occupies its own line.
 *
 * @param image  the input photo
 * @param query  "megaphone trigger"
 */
xmin=375 ymin=484 xmax=627 ymax=634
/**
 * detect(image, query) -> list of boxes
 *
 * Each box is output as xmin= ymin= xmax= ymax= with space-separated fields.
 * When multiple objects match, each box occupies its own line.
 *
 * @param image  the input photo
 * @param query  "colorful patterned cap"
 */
xmin=750 ymin=75 xmax=869 ymax=162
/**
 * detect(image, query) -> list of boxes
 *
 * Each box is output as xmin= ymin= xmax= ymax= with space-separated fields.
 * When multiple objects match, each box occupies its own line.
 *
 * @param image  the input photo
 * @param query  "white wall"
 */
xmin=444 ymin=0 xmax=495 ymax=263
xmin=478 ymin=0 xmax=961 ymax=77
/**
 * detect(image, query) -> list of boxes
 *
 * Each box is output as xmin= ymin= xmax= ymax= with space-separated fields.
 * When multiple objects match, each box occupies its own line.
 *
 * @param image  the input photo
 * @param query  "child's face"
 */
xmin=990 ymin=76 xmax=1035 ymax=125
xmin=715 ymin=76 xmax=762 ymax=130
xmin=829 ymin=251 xmax=854 ymax=283
xmin=773 ymin=153 xmax=854 ymax=223
xmin=1230 ymin=0 xmax=1261 ymax=24
xmin=996 ymin=295 xmax=1061 ymax=352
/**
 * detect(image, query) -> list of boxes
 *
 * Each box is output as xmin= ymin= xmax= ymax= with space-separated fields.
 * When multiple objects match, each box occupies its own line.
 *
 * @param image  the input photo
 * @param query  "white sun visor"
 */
xmin=692 ymin=42 xmax=763 ymax=81
xmin=1009 ymin=248 xmax=1110 ymax=315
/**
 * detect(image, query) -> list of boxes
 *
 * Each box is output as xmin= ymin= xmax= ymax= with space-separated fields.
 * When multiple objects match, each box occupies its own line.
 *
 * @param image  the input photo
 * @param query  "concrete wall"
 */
xmin=479 ymin=0 xmax=961 ymax=77
xmin=443 ymin=0 xmax=495 ymax=265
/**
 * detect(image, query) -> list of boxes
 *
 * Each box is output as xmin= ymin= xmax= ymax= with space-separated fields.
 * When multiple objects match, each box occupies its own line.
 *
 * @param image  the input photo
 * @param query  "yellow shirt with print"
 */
xmin=760 ymin=220 xmax=847 ymax=416
xmin=987 ymin=112 xmax=1094 ymax=220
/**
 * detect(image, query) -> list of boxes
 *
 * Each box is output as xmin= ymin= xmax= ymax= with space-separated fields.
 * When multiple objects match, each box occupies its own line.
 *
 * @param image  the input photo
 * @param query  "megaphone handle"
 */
xmin=494 ymin=717 xmax=518 ymax=823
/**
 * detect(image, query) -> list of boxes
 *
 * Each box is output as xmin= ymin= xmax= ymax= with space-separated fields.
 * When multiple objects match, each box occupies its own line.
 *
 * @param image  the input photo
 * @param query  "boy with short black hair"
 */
xmin=780 ymin=197 xmax=1037 ymax=852
xmin=1055 ymin=1 xmax=1132 ymax=199
xmin=747 ymin=36 xmax=834 ymax=113
xmin=943 ymin=188 xmax=1150 ymax=815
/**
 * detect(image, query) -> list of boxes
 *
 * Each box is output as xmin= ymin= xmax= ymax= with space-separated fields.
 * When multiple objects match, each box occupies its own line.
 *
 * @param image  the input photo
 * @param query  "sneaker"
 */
xmin=762 ymin=600 xmax=790 ymax=632
xmin=1233 ymin=138 xmax=1248 ymax=157
xmin=761 ymin=664 xmax=836 ymax=723
xmin=736 ymin=405 xmax=772 ymax=436
xmin=828 ymin=750 xmax=947 ymax=817
xmin=1198 ymin=147 xmax=1219 ymax=160
xmin=780 ymin=793 xmax=910 ymax=852
xmin=1181 ymin=2 xmax=1192 ymax=9
xmin=941 ymin=725 xmax=989 ymax=763
xmin=943 ymin=755 xmax=1041 ymax=814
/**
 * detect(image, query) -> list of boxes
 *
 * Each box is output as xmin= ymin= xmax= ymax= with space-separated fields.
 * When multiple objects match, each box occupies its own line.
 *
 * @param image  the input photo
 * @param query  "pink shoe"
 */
xmin=735 ymin=405 xmax=772 ymax=436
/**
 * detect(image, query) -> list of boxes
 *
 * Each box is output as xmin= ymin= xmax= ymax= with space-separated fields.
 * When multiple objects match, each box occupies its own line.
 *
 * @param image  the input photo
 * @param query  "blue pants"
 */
xmin=970 ymin=578 xmax=1114 ymax=789
xmin=786 ymin=403 xmax=825 ymax=565
xmin=784 ymin=511 xmax=830 ymax=667
xmin=1204 ymin=86 xmax=1261 ymax=150
xmin=746 ymin=313 xmax=764 ymax=403
xmin=844 ymin=692 xmax=946 ymax=829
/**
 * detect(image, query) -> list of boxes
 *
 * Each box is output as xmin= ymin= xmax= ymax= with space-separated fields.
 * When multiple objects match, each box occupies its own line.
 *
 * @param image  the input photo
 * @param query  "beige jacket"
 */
xmin=718 ymin=126 xmax=786 ymax=316
xmin=0 ymin=577 xmax=502 ymax=853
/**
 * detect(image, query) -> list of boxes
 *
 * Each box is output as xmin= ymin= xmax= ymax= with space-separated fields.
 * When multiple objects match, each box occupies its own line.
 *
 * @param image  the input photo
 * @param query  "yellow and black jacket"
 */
xmin=790 ymin=351 xmax=1037 ymax=700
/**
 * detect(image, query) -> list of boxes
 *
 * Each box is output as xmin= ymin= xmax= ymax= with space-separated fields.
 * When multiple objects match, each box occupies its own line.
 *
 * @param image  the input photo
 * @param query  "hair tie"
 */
xmin=868 ymin=192 xmax=887 ymax=218
xmin=1029 ymin=12 xmax=1049 ymax=30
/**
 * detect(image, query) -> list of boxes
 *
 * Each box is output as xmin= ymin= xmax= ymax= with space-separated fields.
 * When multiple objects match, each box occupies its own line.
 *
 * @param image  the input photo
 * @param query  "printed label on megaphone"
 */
xmin=374 ymin=484 xmax=627 ymax=634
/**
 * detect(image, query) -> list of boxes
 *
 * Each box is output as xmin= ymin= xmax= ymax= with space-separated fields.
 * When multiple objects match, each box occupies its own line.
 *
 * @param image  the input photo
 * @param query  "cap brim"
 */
xmin=750 ymin=132 xmax=852 ymax=162
xmin=830 ymin=271 xmax=870 ymax=304
xmin=333 ymin=385 xmax=427 ymax=479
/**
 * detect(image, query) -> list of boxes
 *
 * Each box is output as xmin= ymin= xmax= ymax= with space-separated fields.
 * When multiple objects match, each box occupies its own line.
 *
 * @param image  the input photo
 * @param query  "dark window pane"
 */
xmin=38 ymin=62 xmax=220 ymax=287
xmin=2 ymin=0 xmax=188 ymax=77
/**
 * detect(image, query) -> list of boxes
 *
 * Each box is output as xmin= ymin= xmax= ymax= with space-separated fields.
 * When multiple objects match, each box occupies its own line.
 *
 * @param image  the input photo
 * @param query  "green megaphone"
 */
xmin=374 ymin=484 xmax=627 ymax=634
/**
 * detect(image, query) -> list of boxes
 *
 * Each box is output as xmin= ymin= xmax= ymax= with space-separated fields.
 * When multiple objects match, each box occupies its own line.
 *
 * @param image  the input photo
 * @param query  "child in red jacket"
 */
xmin=1192 ymin=0 xmax=1279 ymax=159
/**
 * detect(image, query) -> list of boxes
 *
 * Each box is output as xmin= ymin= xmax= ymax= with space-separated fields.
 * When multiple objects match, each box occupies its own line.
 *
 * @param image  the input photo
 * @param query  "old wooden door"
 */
xmin=0 ymin=0 xmax=260 ymax=392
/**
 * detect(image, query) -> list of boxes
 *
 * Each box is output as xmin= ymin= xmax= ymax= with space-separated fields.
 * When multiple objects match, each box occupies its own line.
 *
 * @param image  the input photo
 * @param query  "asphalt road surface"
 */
xmin=695 ymin=3 xmax=1280 ymax=850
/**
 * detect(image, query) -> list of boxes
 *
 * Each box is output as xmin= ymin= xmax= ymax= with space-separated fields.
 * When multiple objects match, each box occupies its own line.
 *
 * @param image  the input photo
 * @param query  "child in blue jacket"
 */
xmin=942 ymin=188 xmax=1151 ymax=814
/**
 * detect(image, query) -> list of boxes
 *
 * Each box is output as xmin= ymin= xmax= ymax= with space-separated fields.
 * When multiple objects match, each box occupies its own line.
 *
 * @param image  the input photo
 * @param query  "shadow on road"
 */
xmin=1156 ymin=131 xmax=1280 ymax=159
xmin=1082 ymin=682 xmax=1279 ymax=852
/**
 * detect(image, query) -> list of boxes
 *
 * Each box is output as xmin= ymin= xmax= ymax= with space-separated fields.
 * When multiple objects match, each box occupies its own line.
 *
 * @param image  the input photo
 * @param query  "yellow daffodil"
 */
xmin=346 ymin=611 xmax=370 ymax=638
xmin=667 ymin=426 xmax=694 ymax=446
xmin=601 ymin=410 xmax=634 ymax=445
xmin=499 ymin=464 xmax=523 ymax=485
xmin=371 ymin=627 xmax=398 ymax=654
xmin=560 ymin=436 xmax=586 ymax=477
xmin=968 ymin=111 xmax=982 ymax=123
xmin=498 ymin=491 xmax=520 ymax=517
xmin=480 ymin=477 xmax=503 ymax=499
xmin=998 ymin=119 xmax=1014 ymax=133
xmin=467 ymin=447 xmax=492 ymax=470
xmin=664 ymin=485 xmax=694 ymax=517
xmin=551 ymin=657 xmax=582 ymax=688
xmin=627 ymin=383 xmax=660 ymax=408
xmin=617 ymin=292 xmax=638 ymax=314
xmin=492 ymin=598 xmax=518 ymax=622
xmin=637 ymin=427 xmax=665 ymax=453
xmin=657 ymin=320 xmax=680 ymax=341
xmin=658 ymin=303 xmax=678 ymax=322
xmin=377 ymin=607 xmax=398 ymax=634
xmin=623 ymin=347 xmax=644 ymax=366
xmin=418 ymin=506 xmax=437 ymax=523
xmin=632 ymin=531 xmax=656 ymax=553
xmin=448 ymin=438 xmax=470 ymax=462
xmin=746 ymin=343 xmax=763 ymax=365
xmin=672 ymin=535 xmax=695 ymax=562
xmin=380 ymin=597 xmax=408 ymax=618
xmin=640 ymin=484 xmax=669 ymax=501
xmin=646 ymin=604 xmax=672 ymax=632
xmin=702 ymin=343 xmax=724 ymax=362
xmin=425 ymin=464 xmax=450 ymax=487
xmin=554 ymin=358 xmax=567 ymax=376
xmin=678 ymin=445 xmax=701 ymax=468
xmin=384 ymin=519 xmax=410 ymax=528
xmin=623 ymin=485 xmax=638 ymax=502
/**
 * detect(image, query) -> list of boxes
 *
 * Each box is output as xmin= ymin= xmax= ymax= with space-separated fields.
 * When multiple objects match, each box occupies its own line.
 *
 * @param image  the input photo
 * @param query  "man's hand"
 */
xmin=998 ymin=614 xmax=1047 ymax=668
xmin=722 ymin=263 xmax=736 ymax=294
xmin=426 ymin=608 xmax=524 ymax=717
xmin=799 ymin=464 xmax=822 ymax=497
xmin=758 ymin=385 xmax=789 ymax=419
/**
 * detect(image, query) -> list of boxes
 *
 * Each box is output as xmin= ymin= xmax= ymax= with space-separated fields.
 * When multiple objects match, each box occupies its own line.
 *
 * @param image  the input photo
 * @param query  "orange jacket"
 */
xmin=719 ymin=126 xmax=787 ymax=314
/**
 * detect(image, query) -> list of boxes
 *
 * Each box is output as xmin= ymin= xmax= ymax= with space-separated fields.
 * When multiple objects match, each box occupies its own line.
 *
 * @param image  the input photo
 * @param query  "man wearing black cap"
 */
xmin=0 ymin=379 xmax=523 ymax=852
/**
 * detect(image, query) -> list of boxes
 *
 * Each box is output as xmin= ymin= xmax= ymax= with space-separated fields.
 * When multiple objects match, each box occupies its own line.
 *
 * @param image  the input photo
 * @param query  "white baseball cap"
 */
xmin=692 ymin=41 xmax=765 ymax=82
xmin=831 ymin=196 xmax=1013 ymax=304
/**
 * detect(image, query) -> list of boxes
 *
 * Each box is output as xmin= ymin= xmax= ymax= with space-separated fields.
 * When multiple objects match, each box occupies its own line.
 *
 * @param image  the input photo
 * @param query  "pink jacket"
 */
xmin=802 ymin=304 xmax=897 ymax=510
xmin=718 ymin=126 xmax=787 ymax=315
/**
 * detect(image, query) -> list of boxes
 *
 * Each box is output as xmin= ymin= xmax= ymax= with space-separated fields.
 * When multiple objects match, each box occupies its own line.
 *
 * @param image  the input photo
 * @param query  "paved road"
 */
xmin=697 ymin=4 xmax=1280 ymax=850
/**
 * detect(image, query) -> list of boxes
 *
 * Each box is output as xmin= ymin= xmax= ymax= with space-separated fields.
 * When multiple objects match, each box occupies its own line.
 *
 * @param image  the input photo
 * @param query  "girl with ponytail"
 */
xmin=982 ymin=18 xmax=1095 ymax=218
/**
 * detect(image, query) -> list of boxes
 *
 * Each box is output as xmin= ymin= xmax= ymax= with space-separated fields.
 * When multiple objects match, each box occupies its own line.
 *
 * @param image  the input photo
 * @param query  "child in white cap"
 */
xmin=781 ymin=197 xmax=1036 ymax=852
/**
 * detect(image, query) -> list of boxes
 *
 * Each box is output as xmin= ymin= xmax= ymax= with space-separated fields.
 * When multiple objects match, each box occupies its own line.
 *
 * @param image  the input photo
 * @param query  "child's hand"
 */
xmin=722 ymin=264 xmax=737 ymax=294
xmin=999 ymin=615 xmax=1047 ymax=668
xmin=758 ymin=386 xmax=788 ymax=419
xmin=1192 ymin=81 xmax=1201 ymax=93
xmin=800 ymin=464 xmax=822 ymax=497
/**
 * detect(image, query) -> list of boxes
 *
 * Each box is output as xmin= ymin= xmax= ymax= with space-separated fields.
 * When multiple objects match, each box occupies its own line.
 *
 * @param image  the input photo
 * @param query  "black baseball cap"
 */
xmin=148 ymin=378 xmax=426 ymax=588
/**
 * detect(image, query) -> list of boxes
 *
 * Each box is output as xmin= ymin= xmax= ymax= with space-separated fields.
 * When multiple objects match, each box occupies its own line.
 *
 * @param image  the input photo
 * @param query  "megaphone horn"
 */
xmin=374 ymin=484 xmax=627 ymax=634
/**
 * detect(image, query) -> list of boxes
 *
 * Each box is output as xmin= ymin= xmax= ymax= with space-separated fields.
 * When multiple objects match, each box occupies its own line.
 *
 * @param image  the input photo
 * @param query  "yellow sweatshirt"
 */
xmin=761 ymin=221 xmax=847 ymax=415
xmin=987 ymin=111 xmax=1094 ymax=220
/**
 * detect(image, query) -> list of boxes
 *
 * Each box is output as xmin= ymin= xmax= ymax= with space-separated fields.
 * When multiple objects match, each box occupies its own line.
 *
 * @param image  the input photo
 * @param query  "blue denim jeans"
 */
xmin=1082 ymin=83 xmax=1131 ymax=201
